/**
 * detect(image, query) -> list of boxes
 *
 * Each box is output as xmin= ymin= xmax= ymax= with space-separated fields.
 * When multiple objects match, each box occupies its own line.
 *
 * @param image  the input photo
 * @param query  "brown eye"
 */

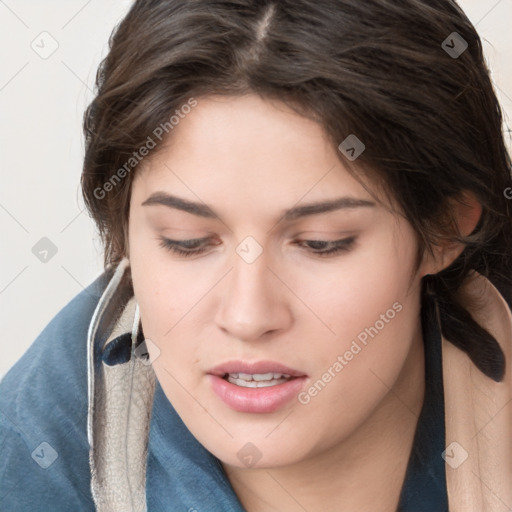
xmin=297 ymin=237 xmax=356 ymax=257
xmin=159 ymin=237 xmax=214 ymax=257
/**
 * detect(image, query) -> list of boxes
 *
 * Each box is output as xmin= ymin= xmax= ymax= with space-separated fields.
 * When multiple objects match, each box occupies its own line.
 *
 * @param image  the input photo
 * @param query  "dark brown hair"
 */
xmin=81 ymin=0 xmax=512 ymax=381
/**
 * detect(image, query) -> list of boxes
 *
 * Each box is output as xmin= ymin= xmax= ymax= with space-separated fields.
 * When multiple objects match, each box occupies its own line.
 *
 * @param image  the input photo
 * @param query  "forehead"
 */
xmin=132 ymin=94 xmax=389 ymax=222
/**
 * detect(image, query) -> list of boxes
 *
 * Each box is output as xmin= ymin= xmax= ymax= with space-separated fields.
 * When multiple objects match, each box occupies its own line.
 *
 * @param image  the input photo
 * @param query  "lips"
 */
xmin=207 ymin=360 xmax=308 ymax=413
xmin=208 ymin=360 xmax=307 ymax=378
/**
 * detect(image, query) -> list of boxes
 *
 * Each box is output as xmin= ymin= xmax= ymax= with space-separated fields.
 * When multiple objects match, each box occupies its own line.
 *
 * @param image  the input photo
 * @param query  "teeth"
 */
xmin=253 ymin=373 xmax=274 ymax=381
xmin=227 ymin=376 xmax=291 ymax=388
xmin=223 ymin=372 xmax=293 ymax=388
xmin=228 ymin=372 xmax=291 ymax=381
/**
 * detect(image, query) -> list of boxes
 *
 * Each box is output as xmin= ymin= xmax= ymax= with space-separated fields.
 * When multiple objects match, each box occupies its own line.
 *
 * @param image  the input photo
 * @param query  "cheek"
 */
xmin=129 ymin=261 xmax=205 ymax=408
xmin=296 ymin=312 xmax=416 ymax=453
xmin=128 ymin=210 xmax=199 ymax=336
xmin=129 ymin=246 xmax=222 ymax=400
xmin=297 ymin=224 xmax=421 ymax=416
xmin=313 ymin=223 xmax=419 ymax=343
xmin=131 ymin=262 xmax=197 ymax=343
xmin=294 ymin=289 xmax=419 ymax=452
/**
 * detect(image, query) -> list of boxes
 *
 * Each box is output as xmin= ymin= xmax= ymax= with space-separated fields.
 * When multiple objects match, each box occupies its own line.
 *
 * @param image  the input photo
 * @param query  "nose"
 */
xmin=214 ymin=249 xmax=292 ymax=342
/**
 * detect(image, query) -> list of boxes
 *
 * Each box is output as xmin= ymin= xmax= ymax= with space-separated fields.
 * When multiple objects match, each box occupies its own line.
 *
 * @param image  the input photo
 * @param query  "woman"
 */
xmin=1 ymin=1 xmax=511 ymax=511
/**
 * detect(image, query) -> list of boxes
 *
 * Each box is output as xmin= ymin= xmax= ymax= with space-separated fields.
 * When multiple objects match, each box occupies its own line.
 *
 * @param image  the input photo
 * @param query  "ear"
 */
xmin=419 ymin=190 xmax=483 ymax=276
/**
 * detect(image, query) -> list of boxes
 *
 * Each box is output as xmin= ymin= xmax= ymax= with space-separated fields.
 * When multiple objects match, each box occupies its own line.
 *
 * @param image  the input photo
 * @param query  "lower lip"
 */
xmin=208 ymin=374 xmax=308 ymax=413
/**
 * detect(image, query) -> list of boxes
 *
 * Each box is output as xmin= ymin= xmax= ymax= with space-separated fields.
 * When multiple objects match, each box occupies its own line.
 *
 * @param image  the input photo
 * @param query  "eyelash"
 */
xmin=158 ymin=236 xmax=356 ymax=258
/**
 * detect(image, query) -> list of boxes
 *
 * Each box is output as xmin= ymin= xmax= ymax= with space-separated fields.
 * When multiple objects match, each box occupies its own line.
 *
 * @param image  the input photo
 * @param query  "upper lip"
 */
xmin=208 ymin=360 xmax=307 ymax=378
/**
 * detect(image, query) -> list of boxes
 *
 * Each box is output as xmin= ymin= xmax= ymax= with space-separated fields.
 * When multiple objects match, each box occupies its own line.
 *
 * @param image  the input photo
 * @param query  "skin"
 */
xmin=127 ymin=94 xmax=480 ymax=511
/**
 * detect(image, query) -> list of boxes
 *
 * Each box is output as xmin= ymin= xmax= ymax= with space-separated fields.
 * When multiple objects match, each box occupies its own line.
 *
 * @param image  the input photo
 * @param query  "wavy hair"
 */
xmin=81 ymin=0 xmax=512 ymax=381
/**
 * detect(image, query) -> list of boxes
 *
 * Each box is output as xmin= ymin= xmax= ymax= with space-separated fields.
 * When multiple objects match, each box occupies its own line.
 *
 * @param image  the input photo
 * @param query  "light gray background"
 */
xmin=1 ymin=0 xmax=511 ymax=379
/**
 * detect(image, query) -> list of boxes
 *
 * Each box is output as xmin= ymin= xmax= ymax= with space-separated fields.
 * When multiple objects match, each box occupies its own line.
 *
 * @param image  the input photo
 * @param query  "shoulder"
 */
xmin=0 ymin=272 xmax=109 ymax=511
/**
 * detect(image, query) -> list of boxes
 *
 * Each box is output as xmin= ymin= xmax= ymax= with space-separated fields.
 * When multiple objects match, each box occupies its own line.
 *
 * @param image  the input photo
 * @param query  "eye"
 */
xmin=296 ymin=237 xmax=356 ymax=257
xmin=159 ymin=237 xmax=216 ymax=257
xmin=159 ymin=236 xmax=356 ymax=258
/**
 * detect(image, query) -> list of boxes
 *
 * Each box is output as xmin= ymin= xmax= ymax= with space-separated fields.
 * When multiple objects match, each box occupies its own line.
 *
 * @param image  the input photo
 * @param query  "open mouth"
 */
xmin=210 ymin=371 xmax=307 ymax=413
xmin=208 ymin=360 xmax=307 ymax=412
xmin=222 ymin=372 xmax=294 ymax=388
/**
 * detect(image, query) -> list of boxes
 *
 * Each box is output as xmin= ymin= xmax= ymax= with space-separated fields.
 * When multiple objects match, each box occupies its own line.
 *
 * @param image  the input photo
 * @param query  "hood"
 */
xmin=87 ymin=258 xmax=156 ymax=511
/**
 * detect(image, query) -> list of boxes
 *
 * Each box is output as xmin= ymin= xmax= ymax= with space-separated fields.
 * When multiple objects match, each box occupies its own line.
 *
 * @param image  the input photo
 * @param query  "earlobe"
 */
xmin=419 ymin=190 xmax=482 ymax=277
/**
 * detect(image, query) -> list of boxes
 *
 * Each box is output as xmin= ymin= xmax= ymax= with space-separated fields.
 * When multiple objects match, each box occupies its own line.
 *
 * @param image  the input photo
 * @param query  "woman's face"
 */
xmin=128 ymin=94 xmax=429 ymax=469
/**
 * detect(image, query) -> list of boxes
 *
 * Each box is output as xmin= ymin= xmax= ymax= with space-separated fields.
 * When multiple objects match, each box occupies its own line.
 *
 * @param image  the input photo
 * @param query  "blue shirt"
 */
xmin=0 ymin=272 xmax=449 ymax=511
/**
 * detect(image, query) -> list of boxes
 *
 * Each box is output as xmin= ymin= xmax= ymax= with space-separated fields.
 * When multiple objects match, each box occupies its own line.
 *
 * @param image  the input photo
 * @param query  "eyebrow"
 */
xmin=142 ymin=192 xmax=376 ymax=222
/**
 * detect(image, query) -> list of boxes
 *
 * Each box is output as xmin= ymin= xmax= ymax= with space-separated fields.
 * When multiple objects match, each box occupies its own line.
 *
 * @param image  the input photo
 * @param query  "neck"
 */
xmin=223 ymin=324 xmax=426 ymax=512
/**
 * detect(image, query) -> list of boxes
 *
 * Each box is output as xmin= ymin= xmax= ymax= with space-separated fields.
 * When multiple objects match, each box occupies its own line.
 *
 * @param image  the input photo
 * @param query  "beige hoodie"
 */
xmin=442 ymin=272 xmax=512 ymax=511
